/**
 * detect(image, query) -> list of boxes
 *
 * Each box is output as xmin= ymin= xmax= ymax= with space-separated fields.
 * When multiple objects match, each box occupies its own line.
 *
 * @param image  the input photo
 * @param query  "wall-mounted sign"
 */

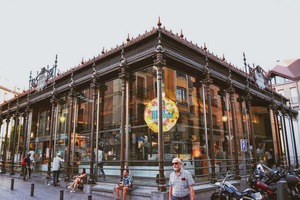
xmin=240 ymin=139 xmax=247 ymax=152
xmin=29 ymin=56 xmax=57 ymax=91
xmin=253 ymin=65 xmax=266 ymax=90
xmin=144 ymin=97 xmax=179 ymax=133
xmin=36 ymin=69 xmax=48 ymax=91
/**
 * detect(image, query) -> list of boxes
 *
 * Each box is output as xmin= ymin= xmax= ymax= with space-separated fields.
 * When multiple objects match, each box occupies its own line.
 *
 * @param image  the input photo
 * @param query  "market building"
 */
xmin=0 ymin=20 xmax=298 ymax=193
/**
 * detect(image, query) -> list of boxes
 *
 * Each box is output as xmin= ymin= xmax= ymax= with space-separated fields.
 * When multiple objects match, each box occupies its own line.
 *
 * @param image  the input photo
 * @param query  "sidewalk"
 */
xmin=0 ymin=173 xmax=112 ymax=200
xmin=0 ymin=172 xmax=223 ymax=200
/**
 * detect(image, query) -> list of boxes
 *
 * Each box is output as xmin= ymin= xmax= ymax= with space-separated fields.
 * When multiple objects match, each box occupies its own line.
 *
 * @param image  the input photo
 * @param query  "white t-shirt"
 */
xmin=28 ymin=150 xmax=35 ymax=161
xmin=53 ymin=156 xmax=64 ymax=171
xmin=98 ymin=150 xmax=104 ymax=162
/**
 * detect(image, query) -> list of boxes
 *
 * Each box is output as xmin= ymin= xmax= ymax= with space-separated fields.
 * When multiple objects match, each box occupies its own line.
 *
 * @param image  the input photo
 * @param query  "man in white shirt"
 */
xmin=28 ymin=149 xmax=35 ymax=171
xmin=52 ymin=152 xmax=64 ymax=186
xmin=97 ymin=146 xmax=106 ymax=181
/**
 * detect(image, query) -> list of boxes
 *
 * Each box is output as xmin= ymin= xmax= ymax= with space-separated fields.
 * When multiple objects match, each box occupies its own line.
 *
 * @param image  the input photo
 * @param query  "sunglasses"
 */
xmin=172 ymin=162 xmax=179 ymax=165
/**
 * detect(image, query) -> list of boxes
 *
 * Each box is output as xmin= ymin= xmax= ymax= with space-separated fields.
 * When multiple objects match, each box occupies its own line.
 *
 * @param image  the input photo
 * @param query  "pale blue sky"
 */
xmin=1 ymin=0 xmax=299 ymax=91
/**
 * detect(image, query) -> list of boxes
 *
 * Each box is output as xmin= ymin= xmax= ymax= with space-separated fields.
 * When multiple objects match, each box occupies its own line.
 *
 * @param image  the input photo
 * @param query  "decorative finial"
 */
xmin=180 ymin=29 xmax=184 ymax=39
xmin=92 ymin=58 xmax=97 ymax=80
xmin=243 ymin=52 xmax=248 ymax=74
xmin=222 ymin=54 xmax=226 ymax=61
xmin=101 ymin=47 xmax=105 ymax=54
xmin=69 ymin=72 xmax=75 ymax=91
xmin=126 ymin=33 xmax=130 ymax=42
xmin=203 ymin=43 xmax=207 ymax=51
xmin=120 ymin=46 xmax=127 ymax=67
xmin=155 ymin=31 xmax=164 ymax=52
xmin=81 ymin=57 xmax=84 ymax=64
xmin=55 ymin=55 xmax=58 ymax=66
xmin=157 ymin=17 xmax=162 ymax=28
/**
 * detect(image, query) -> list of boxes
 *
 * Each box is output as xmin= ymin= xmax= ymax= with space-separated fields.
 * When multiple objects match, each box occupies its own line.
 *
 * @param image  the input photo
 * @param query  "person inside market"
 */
xmin=96 ymin=146 xmax=106 ymax=181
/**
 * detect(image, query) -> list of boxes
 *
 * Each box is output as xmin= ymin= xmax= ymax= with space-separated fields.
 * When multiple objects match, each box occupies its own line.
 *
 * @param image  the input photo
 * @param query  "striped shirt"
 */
xmin=169 ymin=169 xmax=194 ymax=198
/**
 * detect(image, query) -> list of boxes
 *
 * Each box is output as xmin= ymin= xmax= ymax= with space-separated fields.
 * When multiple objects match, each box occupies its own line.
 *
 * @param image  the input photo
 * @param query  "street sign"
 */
xmin=240 ymin=139 xmax=247 ymax=152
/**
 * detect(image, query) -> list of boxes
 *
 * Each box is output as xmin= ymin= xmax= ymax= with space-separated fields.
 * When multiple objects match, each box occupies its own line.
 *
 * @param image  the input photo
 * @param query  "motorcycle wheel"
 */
xmin=210 ymin=192 xmax=220 ymax=200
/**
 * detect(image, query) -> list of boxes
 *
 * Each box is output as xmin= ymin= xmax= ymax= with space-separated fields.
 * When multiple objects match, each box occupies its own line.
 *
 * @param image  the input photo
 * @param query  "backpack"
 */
xmin=21 ymin=157 xmax=26 ymax=165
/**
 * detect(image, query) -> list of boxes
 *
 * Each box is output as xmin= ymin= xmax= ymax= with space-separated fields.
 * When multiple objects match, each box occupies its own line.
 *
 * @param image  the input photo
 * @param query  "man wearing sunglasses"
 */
xmin=169 ymin=158 xmax=195 ymax=200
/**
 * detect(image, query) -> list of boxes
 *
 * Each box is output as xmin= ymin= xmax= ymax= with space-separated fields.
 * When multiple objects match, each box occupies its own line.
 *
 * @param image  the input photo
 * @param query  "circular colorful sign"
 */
xmin=144 ymin=97 xmax=179 ymax=133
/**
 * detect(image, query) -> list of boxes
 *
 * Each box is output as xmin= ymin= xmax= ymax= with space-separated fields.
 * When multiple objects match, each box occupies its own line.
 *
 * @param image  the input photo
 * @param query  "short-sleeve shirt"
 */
xmin=28 ymin=150 xmax=35 ymax=161
xmin=169 ymin=169 xmax=195 ymax=198
xmin=122 ymin=175 xmax=133 ymax=186
xmin=52 ymin=156 xmax=64 ymax=171
xmin=98 ymin=150 xmax=104 ymax=162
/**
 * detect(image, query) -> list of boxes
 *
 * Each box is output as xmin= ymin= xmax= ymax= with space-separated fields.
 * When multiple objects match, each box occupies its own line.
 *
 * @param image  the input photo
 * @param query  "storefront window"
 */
xmin=37 ymin=110 xmax=51 ymax=137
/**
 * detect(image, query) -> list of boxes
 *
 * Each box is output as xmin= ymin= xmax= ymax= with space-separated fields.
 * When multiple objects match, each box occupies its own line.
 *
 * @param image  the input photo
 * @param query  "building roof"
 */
xmin=267 ymin=59 xmax=300 ymax=80
xmin=288 ymin=59 xmax=300 ymax=79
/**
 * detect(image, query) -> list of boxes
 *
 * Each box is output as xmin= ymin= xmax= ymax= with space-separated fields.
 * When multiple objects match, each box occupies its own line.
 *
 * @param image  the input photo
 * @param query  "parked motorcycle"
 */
xmin=210 ymin=171 xmax=263 ymax=200
xmin=248 ymin=163 xmax=300 ymax=200
xmin=248 ymin=167 xmax=277 ymax=200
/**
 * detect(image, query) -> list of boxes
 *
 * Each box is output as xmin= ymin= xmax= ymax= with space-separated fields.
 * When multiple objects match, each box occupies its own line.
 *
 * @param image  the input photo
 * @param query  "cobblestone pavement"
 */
xmin=0 ymin=174 xmax=112 ymax=200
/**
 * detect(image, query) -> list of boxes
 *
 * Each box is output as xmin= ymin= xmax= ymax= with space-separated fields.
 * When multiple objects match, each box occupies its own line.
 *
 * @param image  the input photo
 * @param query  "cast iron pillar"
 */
xmin=1 ymin=108 xmax=11 ymax=174
xmin=202 ymin=45 xmax=216 ymax=183
xmin=88 ymin=62 xmax=98 ymax=184
xmin=0 ymin=107 xmax=3 ymax=157
xmin=270 ymin=101 xmax=282 ymax=164
xmin=288 ymin=104 xmax=298 ymax=167
xmin=227 ymin=70 xmax=240 ymax=179
xmin=154 ymin=29 xmax=167 ymax=192
xmin=47 ymin=87 xmax=57 ymax=179
xmin=65 ymin=73 xmax=75 ymax=182
xmin=10 ymin=108 xmax=20 ymax=175
xmin=243 ymin=53 xmax=257 ymax=163
xmin=22 ymin=100 xmax=31 ymax=159
xmin=246 ymin=89 xmax=257 ymax=164
xmin=281 ymin=105 xmax=291 ymax=166
xmin=119 ymin=48 xmax=128 ymax=178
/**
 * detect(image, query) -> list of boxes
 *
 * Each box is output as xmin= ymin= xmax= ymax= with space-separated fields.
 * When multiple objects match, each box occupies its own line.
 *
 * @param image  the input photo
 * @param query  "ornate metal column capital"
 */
xmin=226 ymin=70 xmax=235 ymax=94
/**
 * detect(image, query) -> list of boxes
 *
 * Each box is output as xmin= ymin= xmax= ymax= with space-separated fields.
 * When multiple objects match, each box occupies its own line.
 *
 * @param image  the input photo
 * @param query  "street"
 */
xmin=0 ymin=174 xmax=112 ymax=200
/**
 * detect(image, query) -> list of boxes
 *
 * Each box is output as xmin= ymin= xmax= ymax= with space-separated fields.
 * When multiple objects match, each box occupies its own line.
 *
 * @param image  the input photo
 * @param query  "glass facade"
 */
xmin=0 ymin=30 xmax=297 ymax=187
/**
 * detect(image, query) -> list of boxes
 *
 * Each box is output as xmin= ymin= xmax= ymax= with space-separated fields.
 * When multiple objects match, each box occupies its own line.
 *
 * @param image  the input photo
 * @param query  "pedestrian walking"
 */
xmin=52 ymin=152 xmax=64 ymax=186
xmin=22 ymin=152 xmax=31 ymax=181
xmin=28 ymin=148 xmax=35 ymax=172
xmin=169 ymin=158 xmax=195 ymax=200
xmin=97 ymin=146 xmax=106 ymax=181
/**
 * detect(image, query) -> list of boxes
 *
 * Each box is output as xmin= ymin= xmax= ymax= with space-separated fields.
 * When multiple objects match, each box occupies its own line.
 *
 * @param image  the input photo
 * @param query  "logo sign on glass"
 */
xmin=144 ymin=97 xmax=179 ymax=133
